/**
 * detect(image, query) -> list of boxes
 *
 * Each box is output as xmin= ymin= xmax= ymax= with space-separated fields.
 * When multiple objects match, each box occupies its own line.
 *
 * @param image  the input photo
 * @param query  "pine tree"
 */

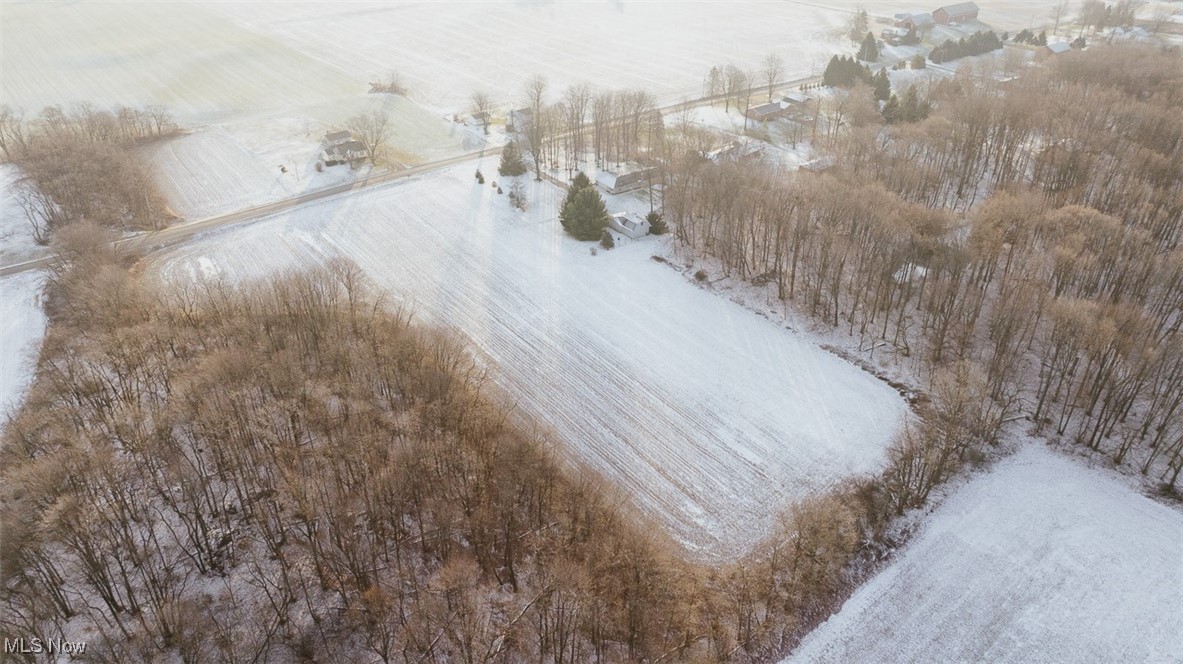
xmin=563 ymin=172 xmax=592 ymax=211
xmin=560 ymin=187 xmax=610 ymax=241
xmin=647 ymin=210 xmax=668 ymax=235
xmin=882 ymin=94 xmax=901 ymax=123
xmin=858 ymin=32 xmax=879 ymax=62
xmin=498 ymin=141 xmax=527 ymax=177
xmin=600 ymin=229 xmax=615 ymax=249
xmin=873 ymin=68 xmax=891 ymax=101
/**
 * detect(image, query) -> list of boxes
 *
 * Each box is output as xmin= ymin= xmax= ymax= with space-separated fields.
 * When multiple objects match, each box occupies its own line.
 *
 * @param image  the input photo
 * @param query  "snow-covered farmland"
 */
xmin=212 ymin=1 xmax=1075 ymax=109
xmin=786 ymin=443 xmax=1183 ymax=663
xmin=150 ymin=162 xmax=907 ymax=558
xmin=0 ymin=271 xmax=46 ymax=417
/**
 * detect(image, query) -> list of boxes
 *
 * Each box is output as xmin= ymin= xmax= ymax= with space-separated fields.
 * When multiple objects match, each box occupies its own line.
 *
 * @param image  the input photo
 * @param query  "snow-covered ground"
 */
xmin=149 ymin=161 xmax=907 ymax=558
xmin=785 ymin=442 xmax=1183 ymax=663
xmin=0 ymin=271 xmax=47 ymax=417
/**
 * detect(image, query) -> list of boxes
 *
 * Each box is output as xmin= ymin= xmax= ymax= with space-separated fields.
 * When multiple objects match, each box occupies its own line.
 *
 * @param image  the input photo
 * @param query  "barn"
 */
xmin=933 ymin=2 xmax=979 ymax=24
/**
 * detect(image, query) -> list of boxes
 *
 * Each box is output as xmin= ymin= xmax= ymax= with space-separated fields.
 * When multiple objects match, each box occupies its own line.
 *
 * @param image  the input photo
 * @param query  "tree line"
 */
xmin=1 ymin=101 xmax=174 ymax=243
xmin=662 ymin=44 xmax=1183 ymax=489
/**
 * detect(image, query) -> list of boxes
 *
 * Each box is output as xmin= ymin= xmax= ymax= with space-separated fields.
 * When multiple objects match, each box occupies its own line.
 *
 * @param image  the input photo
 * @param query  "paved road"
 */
xmin=0 ymin=76 xmax=827 ymax=279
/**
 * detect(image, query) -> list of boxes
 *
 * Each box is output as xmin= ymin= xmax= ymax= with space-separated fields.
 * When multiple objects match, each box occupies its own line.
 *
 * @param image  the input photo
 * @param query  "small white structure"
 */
xmin=1044 ymin=41 xmax=1072 ymax=56
xmin=608 ymin=212 xmax=651 ymax=239
xmin=596 ymin=167 xmax=657 ymax=195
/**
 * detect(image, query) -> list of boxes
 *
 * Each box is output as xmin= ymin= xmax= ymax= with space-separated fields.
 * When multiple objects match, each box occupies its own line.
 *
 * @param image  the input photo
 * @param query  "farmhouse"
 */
xmin=895 ymin=11 xmax=935 ymax=31
xmin=882 ymin=26 xmax=911 ymax=44
xmin=933 ymin=2 xmax=979 ymax=24
xmin=746 ymin=101 xmax=785 ymax=123
xmin=608 ymin=212 xmax=651 ymax=239
xmin=596 ymin=167 xmax=657 ymax=195
xmin=323 ymin=130 xmax=352 ymax=147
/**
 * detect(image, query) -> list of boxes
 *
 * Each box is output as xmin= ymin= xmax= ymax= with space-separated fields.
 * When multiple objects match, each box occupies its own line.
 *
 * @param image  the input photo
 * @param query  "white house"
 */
xmin=608 ymin=212 xmax=651 ymax=239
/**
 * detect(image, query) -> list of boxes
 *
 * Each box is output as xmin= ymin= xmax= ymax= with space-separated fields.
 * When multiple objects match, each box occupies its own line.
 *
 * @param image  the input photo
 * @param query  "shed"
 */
xmin=608 ymin=212 xmax=651 ymax=239
xmin=797 ymin=156 xmax=835 ymax=173
xmin=1044 ymin=41 xmax=1072 ymax=55
xmin=934 ymin=2 xmax=979 ymax=24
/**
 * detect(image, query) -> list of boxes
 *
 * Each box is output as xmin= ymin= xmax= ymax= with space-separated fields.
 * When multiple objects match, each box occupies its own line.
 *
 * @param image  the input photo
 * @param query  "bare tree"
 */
xmin=0 ymin=104 xmax=27 ymax=161
xmin=762 ymin=53 xmax=784 ymax=102
xmin=470 ymin=90 xmax=493 ymax=134
xmin=1049 ymin=0 xmax=1070 ymax=35
xmin=522 ymin=75 xmax=549 ymax=181
xmin=347 ymin=110 xmax=390 ymax=165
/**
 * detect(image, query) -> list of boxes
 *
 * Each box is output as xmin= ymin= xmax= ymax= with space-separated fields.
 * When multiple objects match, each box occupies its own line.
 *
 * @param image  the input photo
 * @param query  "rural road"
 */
xmin=0 ymin=76 xmax=828 ymax=279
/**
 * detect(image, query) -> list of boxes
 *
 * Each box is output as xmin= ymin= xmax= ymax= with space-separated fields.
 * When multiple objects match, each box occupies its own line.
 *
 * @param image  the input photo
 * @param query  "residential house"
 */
xmin=895 ymin=11 xmax=935 ymax=31
xmin=596 ymin=167 xmax=658 ymax=195
xmin=745 ymin=101 xmax=785 ymax=123
xmin=797 ymin=156 xmax=835 ymax=173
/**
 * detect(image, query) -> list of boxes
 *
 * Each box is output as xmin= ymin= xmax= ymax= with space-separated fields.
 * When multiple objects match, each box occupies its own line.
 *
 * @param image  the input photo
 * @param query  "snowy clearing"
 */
xmin=150 ymin=161 xmax=907 ymax=558
xmin=0 ymin=271 xmax=47 ymax=417
xmin=785 ymin=443 xmax=1183 ymax=663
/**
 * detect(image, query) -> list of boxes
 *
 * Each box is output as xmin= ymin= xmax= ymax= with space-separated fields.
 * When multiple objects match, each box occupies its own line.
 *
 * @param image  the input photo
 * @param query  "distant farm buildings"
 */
xmin=746 ymin=101 xmax=785 ymax=123
xmin=1044 ymin=41 xmax=1072 ymax=56
xmin=933 ymin=2 xmax=979 ymax=24
xmin=608 ymin=212 xmax=651 ymax=239
xmin=320 ymin=130 xmax=366 ymax=167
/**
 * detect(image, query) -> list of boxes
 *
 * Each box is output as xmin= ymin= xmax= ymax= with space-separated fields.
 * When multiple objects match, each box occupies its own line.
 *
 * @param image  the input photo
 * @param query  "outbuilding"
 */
xmin=933 ymin=2 xmax=979 ymax=24
xmin=608 ymin=212 xmax=651 ymax=239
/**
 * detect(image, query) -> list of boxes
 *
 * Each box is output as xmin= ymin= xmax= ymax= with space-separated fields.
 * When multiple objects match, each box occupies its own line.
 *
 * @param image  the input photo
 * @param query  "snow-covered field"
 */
xmin=786 ymin=443 xmax=1183 ymax=663
xmin=149 ymin=162 xmax=907 ymax=558
xmin=212 ymin=1 xmax=1072 ymax=109
xmin=0 ymin=271 xmax=47 ymax=417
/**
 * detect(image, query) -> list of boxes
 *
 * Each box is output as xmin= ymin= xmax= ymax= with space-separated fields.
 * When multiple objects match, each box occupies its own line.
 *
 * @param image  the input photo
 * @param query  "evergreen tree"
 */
xmin=498 ymin=141 xmax=527 ymax=177
xmin=1036 ymin=30 xmax=1048 ymax=46
xmin=647 ymin=210 xmax=668 ymax=236
xmin=882 ymin=94 xmax=901 ymax=123
xmin=563 ymin=172 xmax=592 ymax=211
xmin=858 ymin=32 xmax=879 ymax=62
xmin=560 ymin=186 xmax=610 ymax=241
xmin=600 ymin=229 xmax=615 ymax=249
xmin=873 ymin=68 xmax=891 ymax=101
xmin=911 ymin=54 xmax=927 ymax=69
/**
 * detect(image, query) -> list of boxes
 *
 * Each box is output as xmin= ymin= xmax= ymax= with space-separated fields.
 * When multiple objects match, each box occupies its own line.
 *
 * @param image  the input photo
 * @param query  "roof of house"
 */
xmin=798 ymin=156 xmax=836 ymax=172
xmin=1046 ymin=41 xmax=1072 ymax=54
xmin=325 ymin=130 xmax=352 ymax=143
xmin=782 ymin=91 xmax=809 ymax=104
xmin=341 ymin=140 xmax=366 ymax=152
xmin=937 ymin=2 xmax=979 ymax=16
xmin=611 ymin=213 xmax=646 ymax=232
xmin=898 ymin=11 xmax=934 ymax=25
xmin=750 ymin=101 xmax=783 ymax=117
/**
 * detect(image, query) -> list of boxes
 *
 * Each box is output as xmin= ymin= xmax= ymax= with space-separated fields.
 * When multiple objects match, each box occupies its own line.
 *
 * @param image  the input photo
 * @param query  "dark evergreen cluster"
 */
xmin=498 ymin=140 xmax=528 ymax=177
xmin=929 ymin=31 xmax=1003 ymax=64
xmin=882 ymin=86 xmax=932 ymax=124
xmin=1013 ymin=28 xmax=1048 ymax=46
xmin=823 ymin=55 xmax=873 ymax=87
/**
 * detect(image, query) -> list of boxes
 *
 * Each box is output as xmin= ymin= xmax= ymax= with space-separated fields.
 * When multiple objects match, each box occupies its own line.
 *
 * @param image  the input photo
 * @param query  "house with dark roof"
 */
xmin=596 ymin=167 xmax=658 ymax=195
xmin=746 ymin=101 xmax=785 ymax=122
xmin=324 ymin=130 xmax=352 ymax=147
xmin=895 ymin=11 xmax=935 ymax=31
xmin=934 ymin=2 xmax=979 ymax=24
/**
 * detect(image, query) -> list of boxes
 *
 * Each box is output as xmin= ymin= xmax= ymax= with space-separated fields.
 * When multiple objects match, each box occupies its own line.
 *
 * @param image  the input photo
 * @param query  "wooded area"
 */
xmin=663 ymin=45 xmax=1183 ymax=488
